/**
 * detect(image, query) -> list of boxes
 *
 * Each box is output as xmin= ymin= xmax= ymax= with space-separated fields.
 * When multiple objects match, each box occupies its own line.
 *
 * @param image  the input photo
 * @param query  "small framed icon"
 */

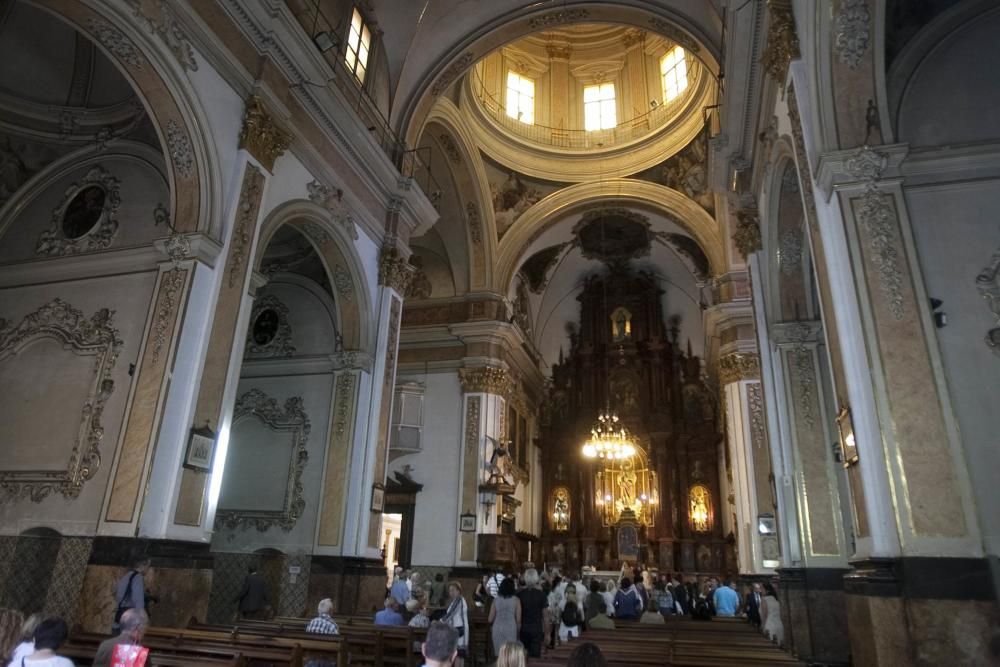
xmin=184 ymin=425 xmax=216 ymax=472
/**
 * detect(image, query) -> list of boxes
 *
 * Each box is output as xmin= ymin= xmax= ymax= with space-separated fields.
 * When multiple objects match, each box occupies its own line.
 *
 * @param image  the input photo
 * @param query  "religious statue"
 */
xmin=485 ymin=436 xmax=514 ymax=486
xmin=618 ymin=466 xmax=637 ymax=508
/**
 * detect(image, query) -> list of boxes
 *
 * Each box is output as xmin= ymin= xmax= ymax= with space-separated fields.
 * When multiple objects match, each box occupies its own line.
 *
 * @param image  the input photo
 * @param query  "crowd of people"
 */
xmin=367 ymin=564 xmax=785 ymax=666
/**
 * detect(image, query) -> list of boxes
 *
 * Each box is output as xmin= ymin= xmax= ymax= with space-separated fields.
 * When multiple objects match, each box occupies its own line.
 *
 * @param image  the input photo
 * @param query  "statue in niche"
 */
xmin=552 ymin=487 xmax=570 ymax=531
xmin=610 ymin=306 xmax=632 ymax=341
xmin=486 ymin=436 xmax=514 ymax=486
xmin=617 ymin=466 xmax=637 ymax=509
xmin=405 ymin=256 xmax=432 ymax=300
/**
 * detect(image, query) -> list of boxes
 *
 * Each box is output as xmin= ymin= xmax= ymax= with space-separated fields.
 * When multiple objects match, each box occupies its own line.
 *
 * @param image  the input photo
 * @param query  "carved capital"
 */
xmin=459 ymin=366 xmax=514 ymax=396
xmin=239 ymin=96 xmax=291 ymax=171
xmin=761 ymin=0 xmax=800 ymax=82
xmin=733 ymin=209 xmax=762 ymax=259
xmin=718 ymin=353 xmax=760 ymax=385
xmin=378 ymin=246 xmax=415 ymax=294
xmin=546 ymin=42 xmax=572 ymax=60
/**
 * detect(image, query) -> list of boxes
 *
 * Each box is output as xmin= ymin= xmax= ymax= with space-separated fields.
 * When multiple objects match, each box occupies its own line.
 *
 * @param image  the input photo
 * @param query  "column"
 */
xmin=815 ymin=144 xmax=989 ymax=665
xmin=456 ymin=366 xmax=512 ymax=568
xmin=546 ymin=41 xmax=571 ymax=133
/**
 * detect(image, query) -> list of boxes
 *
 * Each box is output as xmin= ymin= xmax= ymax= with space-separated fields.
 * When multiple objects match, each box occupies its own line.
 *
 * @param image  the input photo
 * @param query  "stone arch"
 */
xmin=255 ymin=200 xmax=374 ymax=354
xmin=420 ymin=99 xmax=497 ymax=289
xmin=495 ymin=179 xmax=725 ymax=293
xmin=26 ymin=0 xmax=222 ymax=238
xmin=398 ymin=3 xmax=722 ymax=149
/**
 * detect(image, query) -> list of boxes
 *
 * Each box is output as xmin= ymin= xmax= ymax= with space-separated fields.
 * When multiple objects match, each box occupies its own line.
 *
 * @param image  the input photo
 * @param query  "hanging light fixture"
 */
xmin=582 ymin=411 xmax=636 ymax=460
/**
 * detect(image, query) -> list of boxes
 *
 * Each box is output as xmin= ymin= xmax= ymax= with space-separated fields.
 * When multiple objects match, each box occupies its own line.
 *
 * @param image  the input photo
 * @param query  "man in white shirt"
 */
xmin=486 ymin=570 xmax=504 ymax=598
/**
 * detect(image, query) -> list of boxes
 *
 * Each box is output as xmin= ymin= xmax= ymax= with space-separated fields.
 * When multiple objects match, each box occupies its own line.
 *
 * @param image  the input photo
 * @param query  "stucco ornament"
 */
xmin=761 ymin=0 xmax=800 ymax=82
xmin=126 ymin=0 xmax=198 ymax=71
xmin=245 ymin=294 xmax=295 ymax=358
xmin=718 ymin=353 xmax=760 ymax=385
xmin=307 ymin=180 xmax=358 ymax=240
xmin=36 ymin=166 xmax=121 ymax=256
xmin=239 ymin=97 xmax=291 ymax=171
xmin=847 ymin=147 xmax=905 ymax=320
xmin=733 ymin=208 xmax=762 ymax=258
xmin=215 ymin=389 xmax=310 ymax=532
xmin=378 ymin=246 xmax=415 ymax=294
xmin=779 ymin=227 xmax=803 ymax=276
xmin=976 ymin=245 xmax=1000 ymax=356
xmin=0 ymin=299 xmax=122 ymax=502
xmin=466 ymin=201 xmax=482 ymax=245
xmin=86 ymin=18 xmax=145 ymax=69
xmin=529 ymin=9 xmax=589 ymax=30
xmin=835 ymin=0 xmax=871 ymax=69
xmin=165 ymin=119 xmax=194 ymax=178
xmin=431 ymin=52 xmax=475 ymax=96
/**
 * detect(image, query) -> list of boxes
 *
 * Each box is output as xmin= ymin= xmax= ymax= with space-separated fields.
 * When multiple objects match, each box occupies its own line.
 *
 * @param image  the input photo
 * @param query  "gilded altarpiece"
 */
xmin=539 ymin=267 xmax=727 ymax=572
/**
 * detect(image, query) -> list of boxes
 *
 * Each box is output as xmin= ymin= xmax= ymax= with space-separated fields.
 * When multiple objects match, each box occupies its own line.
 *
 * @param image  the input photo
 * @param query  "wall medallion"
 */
xmin=245 ymin=294 xmax=295 ymax=358
xmin=36 ymin=166 xmax=121 ymax=256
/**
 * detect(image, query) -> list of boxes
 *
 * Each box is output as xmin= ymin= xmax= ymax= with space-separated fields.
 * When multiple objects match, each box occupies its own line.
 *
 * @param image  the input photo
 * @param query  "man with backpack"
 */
xmin=112 ymin=558 xmax=153 ymax=633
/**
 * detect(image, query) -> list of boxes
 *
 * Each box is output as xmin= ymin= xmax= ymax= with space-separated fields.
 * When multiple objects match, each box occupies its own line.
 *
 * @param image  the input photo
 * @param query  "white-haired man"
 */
xmin=306 ymin=598 xmax=339 ymax=634
xmin=94 ymin=608 xmax=148 ymax=667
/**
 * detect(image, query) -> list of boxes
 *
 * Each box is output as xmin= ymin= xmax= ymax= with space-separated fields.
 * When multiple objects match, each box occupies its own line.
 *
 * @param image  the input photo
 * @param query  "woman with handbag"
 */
xmin=441 ymin=582 xmax=470 ymax=666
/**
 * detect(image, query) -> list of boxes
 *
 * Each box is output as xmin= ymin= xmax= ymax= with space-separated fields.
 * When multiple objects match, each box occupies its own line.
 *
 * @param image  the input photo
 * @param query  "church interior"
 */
xmin=0 ymin=0 xmax=998 ymax=665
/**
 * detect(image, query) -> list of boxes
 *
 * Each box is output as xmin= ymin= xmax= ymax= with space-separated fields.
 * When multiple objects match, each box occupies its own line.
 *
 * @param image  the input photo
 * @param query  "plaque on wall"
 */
xmin=371 ymin=482 xmax=385 ymax=512
xmin=184 ymin=425 xmax=217 ymax=471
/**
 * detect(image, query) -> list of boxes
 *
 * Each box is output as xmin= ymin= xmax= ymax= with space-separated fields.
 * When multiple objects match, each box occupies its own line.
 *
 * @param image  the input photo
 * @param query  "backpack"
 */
xmin=561 ymin=601 xmax=580 ymax=626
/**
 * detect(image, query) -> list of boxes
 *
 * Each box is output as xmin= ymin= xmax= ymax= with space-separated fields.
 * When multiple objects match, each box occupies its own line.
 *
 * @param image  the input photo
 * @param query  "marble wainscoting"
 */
xmin=776 ymin=567 xmax=850 ymax=665
xmin=844 ymin=557 xmax=999 ymax=667
xmin=79 ymin=537 xmax=214 ymax=632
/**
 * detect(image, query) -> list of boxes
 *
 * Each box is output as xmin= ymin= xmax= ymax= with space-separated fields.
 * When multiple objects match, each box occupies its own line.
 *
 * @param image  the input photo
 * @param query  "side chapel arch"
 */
xmin=255 ymin=200 xmax=374 ymax=354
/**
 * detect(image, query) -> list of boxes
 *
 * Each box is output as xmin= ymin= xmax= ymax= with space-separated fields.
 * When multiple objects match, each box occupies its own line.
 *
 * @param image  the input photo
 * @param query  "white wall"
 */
xmin=389 ymin=371 xmax=462 ymax=566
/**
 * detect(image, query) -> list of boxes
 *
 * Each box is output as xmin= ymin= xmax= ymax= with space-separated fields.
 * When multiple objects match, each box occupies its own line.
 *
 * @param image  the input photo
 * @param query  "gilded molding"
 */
xmin=36 ymin=166 xmax=121 ymax=256
xmin=847 ymin=147 xmax=905 ymax=320
xmin=975 ymin=245 xmax=1000 ymax=355
xmin=761 ymin=0 xmax=800 ymax=82
xmin=215 ymin=389 xmax=310 ymax=532
xmin=239 ymin=97 xmax=291 ymax=171
xmin=835 ymin=0 xmax=871 ymax=70
xmin=126 ymin=0 xmax=198 ymax=71
xmin=718 ymin=353 xmax=760 ymax=385
xmin=733 ymin=208 xmax=762 ymax=258
xmin=0 ymin=299 xmax=122 ymax=502
xmin=459 ymin=366 xmax=514 ymax=396
xmin=378 ymin=246 xmax=414 ymax=294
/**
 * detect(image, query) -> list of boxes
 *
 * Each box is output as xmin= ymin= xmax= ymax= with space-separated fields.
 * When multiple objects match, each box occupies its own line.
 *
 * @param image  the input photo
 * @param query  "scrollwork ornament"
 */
xmin=718 ymin=353 xmax=760 ymax=385
xmin=36 ymin=166 xmax=121 ymax=256
xmin=228 ymin=167 xmax=264 ymax=289
xmin=529 ymin=9 xmax=589 ymax=29
xmin=792 ymin=346 xmax=816 ymax=429
xmin=459 ymin=366 xmax=514 ymax=396
xmin=779 ymin=228 xmax=803 ymax=276
xmin=151 ymin=267 xmax=185 ymax=363
xmin=835 ymin=0 xmax=871 ymax=70
xmin=760 ymin=0 xmax=800 ymax=82
xmin=307 ymin=180 xmax=358 ymax=240
xmin=0 ymin=299 xmax=122 ymax=502
xmin=215 ymin=389 xmax=310 ymax=532
xmin=333 ymin=265 xmax=354 ymax=301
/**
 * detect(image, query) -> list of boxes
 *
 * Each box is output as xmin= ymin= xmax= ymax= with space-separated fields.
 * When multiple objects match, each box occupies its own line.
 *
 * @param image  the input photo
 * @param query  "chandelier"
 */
xmin=582 ymin=412 xmax=637 ymax=460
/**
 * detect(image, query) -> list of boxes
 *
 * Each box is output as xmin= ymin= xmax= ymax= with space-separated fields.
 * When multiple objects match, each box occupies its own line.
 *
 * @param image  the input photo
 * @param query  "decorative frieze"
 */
xmin=835 ymin=0 xmax=871 ymax=70
xmin=378 ymin=246 xmax=414 ymax=294
xmin=36 ymin=166 xmax=121 ymax=256
xmin=646 ymin=18 xmax=701 ymax=53
xmin=791 ymin=346 xmax=816 ymax=429
xmin=430 ymin=52 xmax=474 ymax=96
xmin=332 ymin=373 xmax=356 ymax=438
xmin=733 ymin=208 xmax=762 ymax=259
xmin=0 ymin=299 xmax=122 ymax=502
xmin=239 ymin=97 xmax=291 ymax=171
xmin=459 ymin=366 xmax=514 ymax=396
xmin=151 ymin=267 xmax=185 ymax=363
xmin=227 ymin=166 xmax=264 ymax=289
xmin=718 ymin=353 xmax=761 ymax=385
xmin=846 ymin=147 xmax=905 ymax=320
xmin=86 ymin=18 xmax=145 ymax=69
xmin=779 ymin=227 xmax=804 ymax=276
xmin=126 ymin=0 xmax=198 ymax=71
xmin=438 ymin=134 xmax=462 ymax=164
xmin=747 ymin=383 xmax=767 ymax=450
xmin=165 ymin=119 xmax=194 ymax=178
xmin=529 ymin=9 xmax=589 ymax=30
xmin=761 ymin=0 xmax=800 ymax=82
xmin=333 ymin=265 xmax=354 ymax=301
